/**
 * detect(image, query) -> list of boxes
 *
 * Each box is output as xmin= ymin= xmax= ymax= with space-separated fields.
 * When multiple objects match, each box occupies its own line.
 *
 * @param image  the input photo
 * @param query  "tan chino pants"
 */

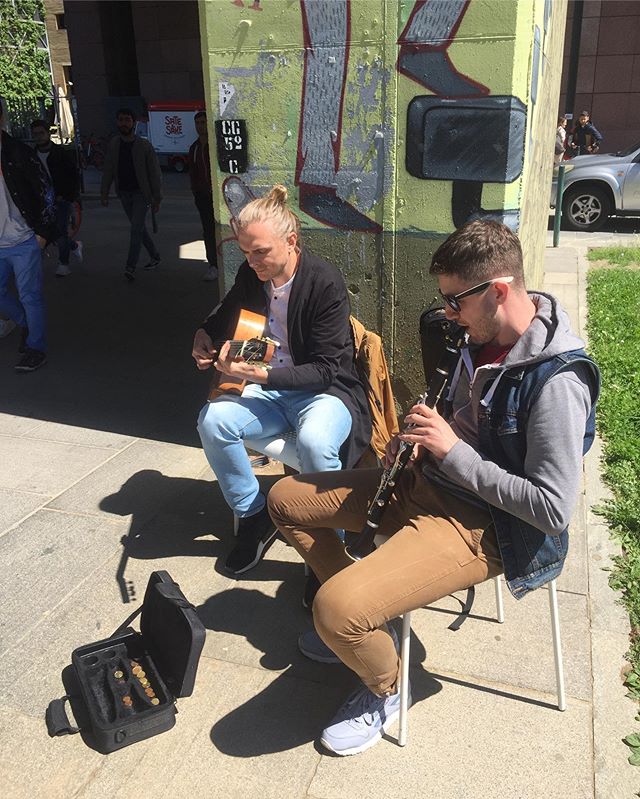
xmin=268 ymin=466 xmax=503 ymax=696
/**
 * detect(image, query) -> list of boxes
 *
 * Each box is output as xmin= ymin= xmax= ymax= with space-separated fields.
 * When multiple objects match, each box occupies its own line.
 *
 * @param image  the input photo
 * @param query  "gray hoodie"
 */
xmin=423 ymin=292 xmax=593 ymax=536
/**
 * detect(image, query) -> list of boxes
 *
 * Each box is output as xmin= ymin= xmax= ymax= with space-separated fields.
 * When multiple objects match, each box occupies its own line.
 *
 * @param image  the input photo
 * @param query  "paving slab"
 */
xmin=0 ymin=707 xmax=103 ymax=799
xmin=0 ymin=412 xmax=43 ymax=437
xmin=0 ymin=510 xmax=128 ymax=657
xmin=72 ymin=659 xmax=343 ymax=799
xmin=47 ymin=440 xmax=208 ymax=522
xmin=20 ymin=421 xmax=138 ymax=450
xmin=309 ymin=665 xmax=594 ymax=799
xmin=409 ymin=578 xmax=592 ymax=701
xmin=0 ymin=435 xmax=115 ymax=495
xmin=0 ymin=486 xmax=51 ymax=534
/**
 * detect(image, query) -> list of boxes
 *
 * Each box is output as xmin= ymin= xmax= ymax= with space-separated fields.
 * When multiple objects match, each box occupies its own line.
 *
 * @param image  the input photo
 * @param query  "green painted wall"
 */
xmin=199 ymin=0 xmax=566 ymax=405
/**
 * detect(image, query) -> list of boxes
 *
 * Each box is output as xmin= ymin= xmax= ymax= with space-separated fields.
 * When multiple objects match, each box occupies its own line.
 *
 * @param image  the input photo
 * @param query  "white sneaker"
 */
xmin=203 ymin=266 xmax=219 ymax=282
xmin=72 ymin=240 xmax=83 ymax=263
xmin=55 ymin=263 xmax=72 ymax=277
xmin=320 ymin=682 xmax=412 ymax=756
xmin=0 ymin=319 xmax=17 ymax=338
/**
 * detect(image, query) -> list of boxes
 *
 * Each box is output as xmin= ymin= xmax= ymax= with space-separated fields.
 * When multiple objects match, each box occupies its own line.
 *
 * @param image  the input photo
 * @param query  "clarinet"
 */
xmin=345 ymin=323 xmax=467 ymax=562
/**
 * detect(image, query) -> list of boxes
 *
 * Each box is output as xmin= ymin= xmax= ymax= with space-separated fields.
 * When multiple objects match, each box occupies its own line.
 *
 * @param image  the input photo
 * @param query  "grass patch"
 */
xmin=587 ymin=262 xmax=640 ymax=764
xmin=587 ymin=246 xmax=640 ymax=268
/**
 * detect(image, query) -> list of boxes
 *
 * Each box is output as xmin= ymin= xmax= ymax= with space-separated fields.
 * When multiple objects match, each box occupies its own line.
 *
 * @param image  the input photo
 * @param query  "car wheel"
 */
xmin=562 ymin=185 xmax=612 ymax=231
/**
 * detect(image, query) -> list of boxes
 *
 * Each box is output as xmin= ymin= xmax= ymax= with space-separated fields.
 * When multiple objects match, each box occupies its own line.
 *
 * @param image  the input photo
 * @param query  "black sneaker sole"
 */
xmin=15 ymin=359 xmax=47 ymax=373
xmin=224 ymin=527 xmax=278 ymax=575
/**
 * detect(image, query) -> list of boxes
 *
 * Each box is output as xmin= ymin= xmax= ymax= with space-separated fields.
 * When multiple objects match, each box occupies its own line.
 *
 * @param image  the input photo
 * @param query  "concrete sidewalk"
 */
xmin=0 ymin=204 xmax=637 ymax=798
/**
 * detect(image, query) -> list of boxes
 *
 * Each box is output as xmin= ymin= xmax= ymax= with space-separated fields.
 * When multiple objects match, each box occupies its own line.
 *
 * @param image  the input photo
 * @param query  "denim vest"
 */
xmin=473 ymin=349 xmax=600 ymax=599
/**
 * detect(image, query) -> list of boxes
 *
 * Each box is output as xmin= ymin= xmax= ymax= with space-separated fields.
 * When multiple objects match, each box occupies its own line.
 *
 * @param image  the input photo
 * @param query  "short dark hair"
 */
xmin=579 ymin=110 xmax=590 ymax=117
xmin=30 ymin=119 xmax=49 ymax=132
xmin=429 ymin=220 xmax=525 ymax=289
xmin=194 ymin=110 xmax=206 ymax=122
xmin=116 ymin=107 xmax=136 ymax=121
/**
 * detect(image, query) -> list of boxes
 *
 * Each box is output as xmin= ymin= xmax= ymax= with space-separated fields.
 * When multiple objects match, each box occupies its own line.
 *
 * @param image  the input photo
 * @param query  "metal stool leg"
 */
xmin=494 ymin=575 xmax=505 ymax=623
xmin=398 ymin=612 xmax=412 ymax=746
xmin=548 ymin=578 xmax=566 ymax=711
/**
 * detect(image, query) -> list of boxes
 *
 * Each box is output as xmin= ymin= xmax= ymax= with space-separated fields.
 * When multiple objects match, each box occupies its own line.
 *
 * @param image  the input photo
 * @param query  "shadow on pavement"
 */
xmin=100 ymin=469 xmax=284 ymax=604
xmin=203 ymin=582 xmax=434 ymax=756
xmin=0 ymin=194 xmax=218 ymax=447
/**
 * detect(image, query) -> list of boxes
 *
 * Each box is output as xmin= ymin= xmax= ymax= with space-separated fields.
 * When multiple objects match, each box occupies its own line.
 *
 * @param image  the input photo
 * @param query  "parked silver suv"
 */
xmin=551 ymin=143 xmax=640 ymax=231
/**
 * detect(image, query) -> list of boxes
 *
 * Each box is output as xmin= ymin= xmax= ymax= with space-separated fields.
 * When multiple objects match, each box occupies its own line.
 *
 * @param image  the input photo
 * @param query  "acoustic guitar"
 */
xmin=208 ymin=309 xmax=278 ymax=401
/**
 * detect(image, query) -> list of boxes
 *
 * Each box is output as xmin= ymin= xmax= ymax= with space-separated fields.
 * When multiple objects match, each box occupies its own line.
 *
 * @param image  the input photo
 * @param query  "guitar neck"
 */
xmin=214 ymin=339 xmax=253 ymax=354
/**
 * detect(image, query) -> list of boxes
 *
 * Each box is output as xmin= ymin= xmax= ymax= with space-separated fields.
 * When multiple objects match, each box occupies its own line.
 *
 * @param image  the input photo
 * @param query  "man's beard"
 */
xmin=118 ymin=125 xmax=134 ymax=136
xmin=467 ymin=315 xmax=501 ymax=346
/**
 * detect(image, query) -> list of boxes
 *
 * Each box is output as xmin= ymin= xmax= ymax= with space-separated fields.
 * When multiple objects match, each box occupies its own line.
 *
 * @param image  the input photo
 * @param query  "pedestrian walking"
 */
xmin=0 ymin=99 xmax=57 ymax=372
xmin=100 ymin=108 xmax=162 ymax=282
xmin=30 ymin=119 xmax=83 ymax=277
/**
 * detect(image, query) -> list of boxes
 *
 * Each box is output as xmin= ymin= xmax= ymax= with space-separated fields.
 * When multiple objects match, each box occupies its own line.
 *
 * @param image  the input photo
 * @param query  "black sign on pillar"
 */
xmin=215 ymin=119 xmax=248 ymax=174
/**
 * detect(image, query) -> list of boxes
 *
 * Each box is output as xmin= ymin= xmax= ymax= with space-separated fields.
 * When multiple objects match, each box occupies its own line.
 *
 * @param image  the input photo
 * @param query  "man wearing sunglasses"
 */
xmin=267 ymin=219 xmax=600 ymax=757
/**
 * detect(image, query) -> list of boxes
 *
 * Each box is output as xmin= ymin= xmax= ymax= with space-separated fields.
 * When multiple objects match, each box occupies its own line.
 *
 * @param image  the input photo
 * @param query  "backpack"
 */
xmin=350 ymin=316 xmax=399 ymax=464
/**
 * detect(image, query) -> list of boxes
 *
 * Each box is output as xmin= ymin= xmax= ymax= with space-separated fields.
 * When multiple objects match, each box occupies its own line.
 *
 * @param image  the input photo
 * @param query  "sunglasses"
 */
xmin=439 ymin=276 xmax=514 ymax=313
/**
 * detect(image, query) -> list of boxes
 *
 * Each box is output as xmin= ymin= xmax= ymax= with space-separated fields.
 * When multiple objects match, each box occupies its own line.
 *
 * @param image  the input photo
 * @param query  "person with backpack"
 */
xmin=192 ymin=184 xmax=371 ymax=575
xmin=267 ymin=220 xmax=600 ymax=756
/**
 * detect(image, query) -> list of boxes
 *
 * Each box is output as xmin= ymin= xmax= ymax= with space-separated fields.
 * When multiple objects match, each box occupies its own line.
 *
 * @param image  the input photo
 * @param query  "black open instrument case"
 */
xmin=46 ymin=571 xmax=206 ymax=753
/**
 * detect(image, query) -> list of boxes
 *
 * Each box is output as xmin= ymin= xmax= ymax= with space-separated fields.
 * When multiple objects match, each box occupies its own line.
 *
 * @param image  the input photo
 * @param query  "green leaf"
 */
xmin=629 ymin=749 xmax=640 ymax=767
xmin=624 ymin=733 xmax=640 ymax=748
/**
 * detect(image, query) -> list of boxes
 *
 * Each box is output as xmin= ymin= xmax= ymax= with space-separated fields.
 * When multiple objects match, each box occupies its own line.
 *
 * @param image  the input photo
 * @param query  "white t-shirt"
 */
xmin=265 ymin=272 xmax=297 ymax=370
xmin=0 ymin=138 xmax=34 ymax=248
xmin=37 ymin=149 xmax=51 ymax=179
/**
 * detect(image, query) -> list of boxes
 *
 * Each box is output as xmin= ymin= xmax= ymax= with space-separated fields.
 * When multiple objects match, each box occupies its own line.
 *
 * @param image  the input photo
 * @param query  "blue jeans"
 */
xmin=118 ymin=191 xmax=159 ymax=269
xmin=0 ymin=235 xmax=46 ymax=352
xmin=197 ymin=384 xmax=352 ymax=516
xmin=55 ymin=200 xmax=78 ymax=265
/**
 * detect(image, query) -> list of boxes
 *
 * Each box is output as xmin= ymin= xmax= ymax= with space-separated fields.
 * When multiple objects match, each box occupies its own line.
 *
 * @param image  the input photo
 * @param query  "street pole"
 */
xmin=553 ymin=164 xmax=567 ymax=247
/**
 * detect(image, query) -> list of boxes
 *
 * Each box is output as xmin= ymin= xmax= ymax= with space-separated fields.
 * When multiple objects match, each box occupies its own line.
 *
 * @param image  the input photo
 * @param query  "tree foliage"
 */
xmin=0 ymin=0 xmax=51 ymax=99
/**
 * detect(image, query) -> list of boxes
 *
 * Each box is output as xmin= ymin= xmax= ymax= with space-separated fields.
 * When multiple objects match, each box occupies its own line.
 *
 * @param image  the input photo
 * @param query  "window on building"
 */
xmin=56 ymin=13 xmax=66 ymax=30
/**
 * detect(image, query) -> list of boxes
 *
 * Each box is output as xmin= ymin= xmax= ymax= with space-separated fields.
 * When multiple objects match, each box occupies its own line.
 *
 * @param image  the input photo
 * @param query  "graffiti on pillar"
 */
xmin=397 ymin=0 xmax=488 ymax=98
xmin=209 ymin=0 xmax=550 ymax=236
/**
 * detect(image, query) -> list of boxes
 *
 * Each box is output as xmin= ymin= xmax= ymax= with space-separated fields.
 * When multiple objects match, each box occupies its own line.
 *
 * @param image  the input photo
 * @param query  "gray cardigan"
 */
xmin=101 ymin=136 xmax=162 ymax=205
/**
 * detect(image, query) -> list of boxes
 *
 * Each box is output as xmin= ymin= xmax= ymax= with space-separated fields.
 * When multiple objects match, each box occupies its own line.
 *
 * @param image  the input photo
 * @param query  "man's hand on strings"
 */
xmin=214 ymin=340 xmax=269 ymax=384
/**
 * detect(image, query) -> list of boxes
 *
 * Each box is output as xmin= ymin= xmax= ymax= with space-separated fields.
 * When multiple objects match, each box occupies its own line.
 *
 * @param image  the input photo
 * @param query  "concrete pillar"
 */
xmin=199 ymin=0 xmax=567 ymax=402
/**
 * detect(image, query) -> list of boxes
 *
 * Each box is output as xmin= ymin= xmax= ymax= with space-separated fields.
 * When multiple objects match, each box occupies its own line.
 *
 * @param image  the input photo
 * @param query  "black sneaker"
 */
xmin=124 ymin=267 xmax=135 ymax=282
xmin=143 ymin=256 xmax=161 ymax=271
xmin=15 ymin=348 xmax=47 ymax=372
xmin=224 ymin=504 xmax=277 ymax=575
xmin=19 ymin=327 xmax=29 ymax=353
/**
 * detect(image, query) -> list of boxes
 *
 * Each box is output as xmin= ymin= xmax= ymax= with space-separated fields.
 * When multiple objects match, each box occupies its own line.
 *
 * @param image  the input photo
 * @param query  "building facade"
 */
xmin=559 ymin=0 xmax=640 ymax=153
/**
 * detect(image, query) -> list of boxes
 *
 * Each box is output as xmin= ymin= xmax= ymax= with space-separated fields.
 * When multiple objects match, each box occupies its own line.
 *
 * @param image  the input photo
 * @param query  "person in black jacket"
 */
xmin=31 ymin=119 xmax=82 ymax=277
xmin=0 ymin=99 xmax=56 ymax=372
xmin=192 ymin=184 xmax=371 ymax=575
xmin=569 ymin=110 xmax=603 ymax=156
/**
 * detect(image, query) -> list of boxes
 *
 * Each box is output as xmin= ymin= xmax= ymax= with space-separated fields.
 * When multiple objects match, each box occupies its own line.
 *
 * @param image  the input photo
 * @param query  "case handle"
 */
xmin=46 ymin=696 xmax=80 ymax=736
